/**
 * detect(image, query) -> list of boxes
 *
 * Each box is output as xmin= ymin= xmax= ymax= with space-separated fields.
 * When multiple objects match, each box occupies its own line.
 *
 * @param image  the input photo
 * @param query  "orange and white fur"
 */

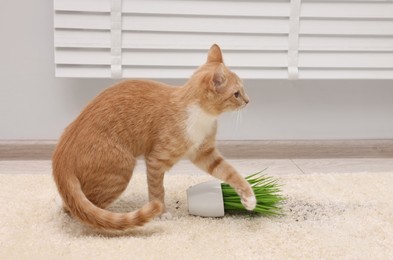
xmin=52 ymin=44 xmax=256 ymax=231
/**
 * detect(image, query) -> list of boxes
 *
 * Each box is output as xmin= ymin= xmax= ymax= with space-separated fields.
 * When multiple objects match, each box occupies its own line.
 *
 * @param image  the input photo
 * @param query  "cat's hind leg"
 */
xmin=80 ymin=155 xmax=136 ymax=209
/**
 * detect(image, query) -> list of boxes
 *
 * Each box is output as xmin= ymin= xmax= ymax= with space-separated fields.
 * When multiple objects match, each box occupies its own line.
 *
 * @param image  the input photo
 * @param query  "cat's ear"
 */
xmin=210 ymin=63 xmax=226 ymax=92
xmin=207 ymin=44 xmax=223 ymax=63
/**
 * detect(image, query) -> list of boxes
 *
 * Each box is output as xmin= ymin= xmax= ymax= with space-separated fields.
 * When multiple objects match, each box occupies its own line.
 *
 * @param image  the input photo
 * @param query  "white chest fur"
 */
xmin=185 ymin=104 xmax=217 ymax=149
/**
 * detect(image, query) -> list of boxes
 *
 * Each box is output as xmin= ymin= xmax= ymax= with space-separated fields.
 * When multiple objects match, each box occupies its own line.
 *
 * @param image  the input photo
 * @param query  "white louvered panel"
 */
xmin=54 ymin=0 xmax=393 ymax=79
xmin=296 ymin=0 xmax=393 ymax=78
xmin=54 ymin=0 xmax=290 ymax=78
xmin=54 ymin=0 xmax=111 ymax=77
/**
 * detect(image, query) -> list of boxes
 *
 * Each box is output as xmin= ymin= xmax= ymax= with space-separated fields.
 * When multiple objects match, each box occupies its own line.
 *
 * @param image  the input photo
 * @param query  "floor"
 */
xmin=1 ymin=158 xmax=393 ymax=175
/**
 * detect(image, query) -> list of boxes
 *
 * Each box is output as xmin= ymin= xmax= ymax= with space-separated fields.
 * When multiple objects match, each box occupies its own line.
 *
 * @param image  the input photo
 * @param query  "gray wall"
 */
xmin=1 ymin=0 xmax=392 ymax=140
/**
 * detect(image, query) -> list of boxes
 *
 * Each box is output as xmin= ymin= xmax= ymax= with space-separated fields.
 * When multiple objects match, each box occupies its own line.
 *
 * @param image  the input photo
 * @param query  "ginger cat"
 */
xmin=52 ymin=44 xmax=256 ymax=231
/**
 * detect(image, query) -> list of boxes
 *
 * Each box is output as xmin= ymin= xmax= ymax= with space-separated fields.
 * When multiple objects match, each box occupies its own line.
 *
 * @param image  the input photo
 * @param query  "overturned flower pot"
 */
xmin=187 ymin=180 xmax=225 ymax=217
xmin=187 ymin=171 xmax=285 ymax=217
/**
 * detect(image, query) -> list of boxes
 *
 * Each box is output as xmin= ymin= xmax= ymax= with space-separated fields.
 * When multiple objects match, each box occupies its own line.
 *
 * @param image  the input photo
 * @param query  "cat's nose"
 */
xmin=244 ymin=95 xmax=250 ymax=104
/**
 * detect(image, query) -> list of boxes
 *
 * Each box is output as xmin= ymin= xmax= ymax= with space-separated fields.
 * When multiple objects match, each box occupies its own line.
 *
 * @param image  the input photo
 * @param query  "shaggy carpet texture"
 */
xmin=1 ymin=172 xmax=393 ymax=259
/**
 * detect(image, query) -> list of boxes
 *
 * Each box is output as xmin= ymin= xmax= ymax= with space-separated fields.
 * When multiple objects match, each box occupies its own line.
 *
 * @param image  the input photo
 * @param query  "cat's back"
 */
xmin=109 ymin=79 xmax=175 ymax=100
xmin=83 ymin=79 xmax=177 ymax=116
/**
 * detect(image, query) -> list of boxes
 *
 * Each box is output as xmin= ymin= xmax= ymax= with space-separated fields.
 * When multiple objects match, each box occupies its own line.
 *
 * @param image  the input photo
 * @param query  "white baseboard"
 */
xmin=1 ymin=139 xmax=393 ymax=160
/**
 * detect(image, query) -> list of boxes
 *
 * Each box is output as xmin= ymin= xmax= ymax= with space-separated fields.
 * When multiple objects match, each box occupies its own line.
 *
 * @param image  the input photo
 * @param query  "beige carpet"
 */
xmin=1 ymin=172 xmax=393 ymax=259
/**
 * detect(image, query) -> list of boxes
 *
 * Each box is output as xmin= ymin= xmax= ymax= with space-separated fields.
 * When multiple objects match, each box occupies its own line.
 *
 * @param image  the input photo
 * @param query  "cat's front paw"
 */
xmin=236 ymin=187 xmax=256 ymax=211
xmin=241 ymin=195 xmax=256 ymax=211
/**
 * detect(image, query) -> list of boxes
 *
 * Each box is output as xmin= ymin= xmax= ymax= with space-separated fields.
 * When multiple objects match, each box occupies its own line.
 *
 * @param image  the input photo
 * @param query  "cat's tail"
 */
xmin=59 ymin=174 xmax=164 ymax=231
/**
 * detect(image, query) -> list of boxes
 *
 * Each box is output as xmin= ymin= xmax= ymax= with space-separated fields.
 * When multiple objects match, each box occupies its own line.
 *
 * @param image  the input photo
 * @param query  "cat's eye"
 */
xmin=234 ymin=91 xmax=240 ymax=98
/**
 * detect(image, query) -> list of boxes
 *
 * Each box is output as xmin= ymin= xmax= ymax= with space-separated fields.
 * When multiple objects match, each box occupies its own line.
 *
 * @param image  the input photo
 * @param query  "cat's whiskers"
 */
xmin=233 ymin=108 xmax=243 ymax=132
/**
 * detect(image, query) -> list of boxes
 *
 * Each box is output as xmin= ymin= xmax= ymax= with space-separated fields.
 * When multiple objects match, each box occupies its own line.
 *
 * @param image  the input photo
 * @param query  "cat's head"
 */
xmin=192 ymin=44 xmax=250 ymax=115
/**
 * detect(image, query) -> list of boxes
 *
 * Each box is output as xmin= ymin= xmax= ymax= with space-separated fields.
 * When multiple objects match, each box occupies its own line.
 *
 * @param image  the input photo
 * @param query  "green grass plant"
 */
xmin=221 ymin=170 xmax=285 ymax=216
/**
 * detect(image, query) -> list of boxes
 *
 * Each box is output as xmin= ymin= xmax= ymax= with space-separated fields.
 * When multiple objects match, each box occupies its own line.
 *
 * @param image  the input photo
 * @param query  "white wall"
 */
xmin=1 ymin=0 xmax=393 ymax=141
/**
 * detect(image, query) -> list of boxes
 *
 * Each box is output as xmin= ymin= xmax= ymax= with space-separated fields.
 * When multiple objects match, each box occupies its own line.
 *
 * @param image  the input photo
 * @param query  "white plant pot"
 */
xmin=186 ymin=180 xmax=225 ymax=217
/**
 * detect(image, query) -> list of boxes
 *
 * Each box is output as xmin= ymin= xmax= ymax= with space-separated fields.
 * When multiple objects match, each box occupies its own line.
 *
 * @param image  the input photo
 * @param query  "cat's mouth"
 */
xmin=240 ymin=103 xmax=248 ymax=109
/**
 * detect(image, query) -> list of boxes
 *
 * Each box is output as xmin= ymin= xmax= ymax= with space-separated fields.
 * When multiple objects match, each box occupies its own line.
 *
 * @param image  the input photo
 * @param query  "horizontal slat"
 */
xmin=55 ymin=30 xmax=288 ymax=50
xmin=302 ymin=2 xmax=393 ymax=19
xmin=54 ymin=29 xmax=110 ymax=48
xmin=305 ymin=0 xmax=393 ymax=1
xmin=122 ymin=32 xmax=288 ymax=51
xmin=55 ymin=48 xmax=110 ymax=65
xmin=55 ymin=65 xmax=111 ymax=77
xmin=55 ymin=65 xmax=288 ymax=79
xmin=122 ymin=14 xmax=288 ymax=34
xmin=299 ymin=68 xmax=393 ymax=79
xmin=300 ymin=36 xmax=393 ymax=51
xmin=124 ymin=67 xmax=196 ymax=78
xmin=54 ymin=12 xmax=110 ymax=30
xmin=301 ymin=19 xmax=393 ymax=36
xmin=55 ymin=49 xmax=288 ymax=67
xmin=54 ymin=0 xmax=290 ymax=17
xmin=123 ymin=66 xmax=287 ymax=79
xmin=123 ymin=51 xmax=288 ymax=67
xmin=299 ymin=52 xmax=393 ymax=68
xmin=54 ymin=0 xmax=110 ymax=12
xmin=122 ymin=0 xmax=290 ymax=17
xmin=54 ymin=12 xmax=289 ymax=34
